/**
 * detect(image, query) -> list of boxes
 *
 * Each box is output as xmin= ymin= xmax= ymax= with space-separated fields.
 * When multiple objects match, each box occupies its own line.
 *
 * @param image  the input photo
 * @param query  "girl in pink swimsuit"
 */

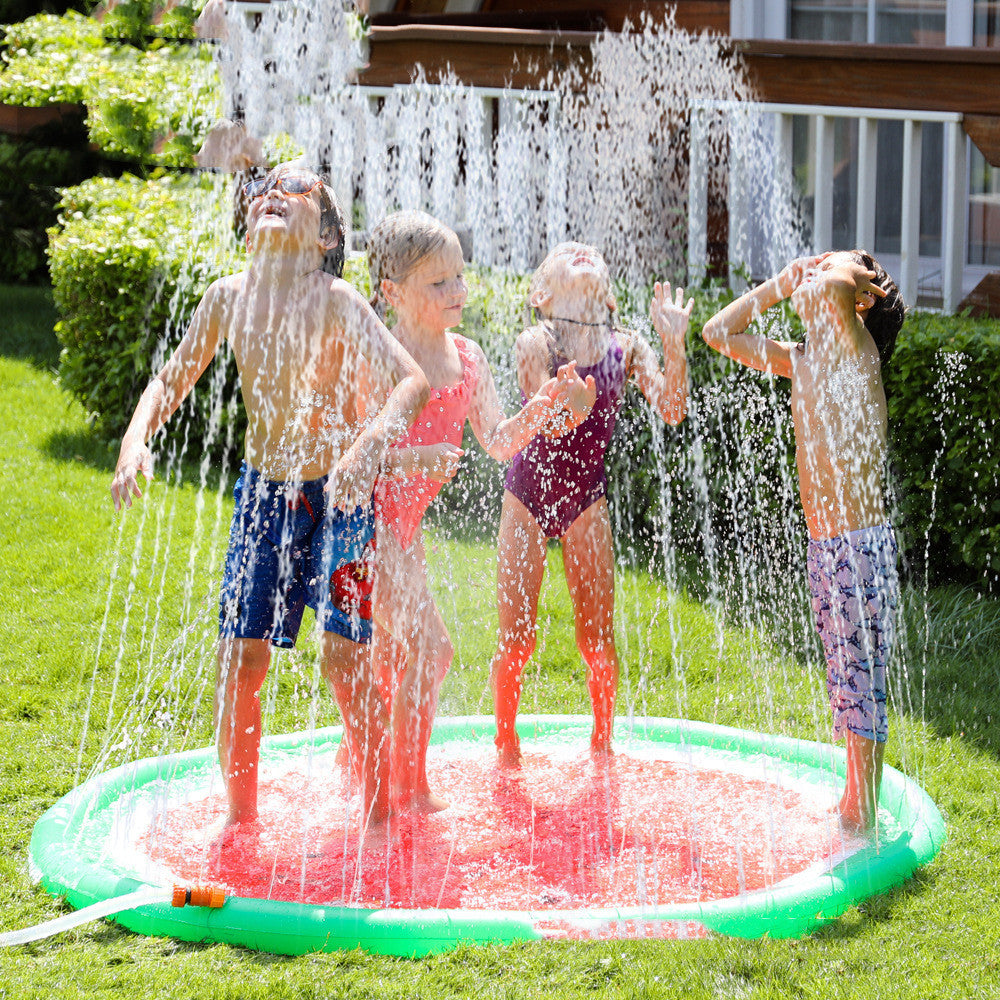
xmin=365 ymin=212 xmax=592 ymax=812
xmin=490 ymin=242 xmax=693 ymax=766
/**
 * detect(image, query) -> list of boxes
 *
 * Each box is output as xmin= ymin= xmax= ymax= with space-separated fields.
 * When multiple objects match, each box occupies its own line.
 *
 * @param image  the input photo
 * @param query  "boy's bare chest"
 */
xmin=790 ymin=352 xmax=886 ymax=442
xmin=230 ymin=316 xmax=343 ymax=387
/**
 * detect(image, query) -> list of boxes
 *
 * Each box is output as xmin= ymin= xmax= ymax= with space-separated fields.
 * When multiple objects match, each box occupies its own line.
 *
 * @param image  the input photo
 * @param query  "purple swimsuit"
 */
xmin=505 ymin=334 xmax=626 ymax=538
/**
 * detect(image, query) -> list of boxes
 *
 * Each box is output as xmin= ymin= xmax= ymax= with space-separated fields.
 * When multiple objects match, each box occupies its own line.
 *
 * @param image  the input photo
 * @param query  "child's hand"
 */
xmin=651 ymin=281 xmax=694 ymax=348
xmin=111 ymin=441 xmax=153 ymax=511
xmin=328 ymin=445 xmax=380 ymax=512
xmin=776 ymin=253 xmax=832 ymax=298
xmin=845 ymin=263 xmax=887 ymax=309
xmin=540 ymin=361 xmax=596 ymax=438
xmin=415 ymin=443 xmax=464 ymax=483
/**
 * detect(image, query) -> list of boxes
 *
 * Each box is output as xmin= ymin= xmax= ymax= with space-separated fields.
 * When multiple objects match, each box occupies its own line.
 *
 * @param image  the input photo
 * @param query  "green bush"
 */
xmin=0 ymin=11 xmax=107 ymax=105
xmin=885 ymin=312 xmax=1000 ymax=586
xmin=0 ymin=11 xmax=221 ymax=166
xmin=96 ymin=0 xmax=202 ymax=43
xmin=48 ymin=171 xmax=244 ymax=454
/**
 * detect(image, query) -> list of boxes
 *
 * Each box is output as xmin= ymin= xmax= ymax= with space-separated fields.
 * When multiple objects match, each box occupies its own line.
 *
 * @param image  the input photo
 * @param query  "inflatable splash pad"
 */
xmin=29 ymin=716 xmax=944 ymax=955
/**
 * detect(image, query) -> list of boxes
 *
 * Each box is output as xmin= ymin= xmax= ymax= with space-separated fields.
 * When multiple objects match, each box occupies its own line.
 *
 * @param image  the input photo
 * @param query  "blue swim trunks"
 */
xmin=219 ymin=463 xmax=376 ymax=647
xmin=807 ymin=525 xmax=898 ymax=744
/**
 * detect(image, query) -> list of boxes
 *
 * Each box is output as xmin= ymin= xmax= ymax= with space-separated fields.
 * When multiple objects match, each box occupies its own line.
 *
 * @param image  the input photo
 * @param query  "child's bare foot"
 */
xmin=359 ymin=811 xmax=400 ymax=851
xmin=397 ymin=790 xmax=449 ymax=814
xmin=314 ymin=812 xmax=397 ymax=857
xmin=834 ymin=791 xmax=876 ymax=834
xmin=496 ymin=740 xmax=523 ymax=769
xmin=207 ymin=815 xmax=261 ymax=859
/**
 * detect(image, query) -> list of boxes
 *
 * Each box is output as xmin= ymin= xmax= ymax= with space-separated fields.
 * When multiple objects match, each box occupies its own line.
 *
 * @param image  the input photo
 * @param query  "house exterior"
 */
xmin=355 ymin=1 xmax=999 ymax=309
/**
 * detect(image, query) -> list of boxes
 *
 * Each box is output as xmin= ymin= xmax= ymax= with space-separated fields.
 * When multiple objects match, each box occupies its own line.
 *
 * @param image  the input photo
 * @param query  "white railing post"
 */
xmin=687 ymin=103 xmax=709 ymax=286
xmin=812 ymin=114 xmax=834 ymax=251
xmin=397 ymin=97 xmax=421 ymax=212
xmin=900 ymin=118 xmax=923 ymax=308
xmin=431 ymin=94 xmax=458 ymax=226
xmin=728 ymin=109 xmax=751 ymax=289
xmin=545 ymin=98 xmax=567 ymax=248
xmin=942 ymin=120 xmax=968 ymax=313
xmin=363 ymin=93 xmax=387 ymax=239
xmin=855 ymin=117 xmax=878 ymax=251
xmin=464 ymin=94 xmax=494 ymax=267
xmin=776 ymin=112 xmax=794 ymax=178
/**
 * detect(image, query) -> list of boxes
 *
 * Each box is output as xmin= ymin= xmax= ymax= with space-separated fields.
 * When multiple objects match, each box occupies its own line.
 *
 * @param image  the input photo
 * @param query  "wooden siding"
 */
xmin=740 ymin=41 xmax=1000 ymax=117
xmin=375 ymin=2 xmax=730 ymax=33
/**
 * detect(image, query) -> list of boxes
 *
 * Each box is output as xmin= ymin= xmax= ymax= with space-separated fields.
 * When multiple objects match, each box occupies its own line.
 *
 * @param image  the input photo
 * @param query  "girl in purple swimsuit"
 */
xmin=490 ymin=242 xmax=693 ymax=765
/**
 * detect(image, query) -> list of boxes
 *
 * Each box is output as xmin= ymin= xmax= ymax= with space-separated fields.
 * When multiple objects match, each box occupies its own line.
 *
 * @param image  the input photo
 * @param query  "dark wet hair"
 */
xmin=851 ymin=250 xmax=905 ymax=369
xmin=317 ymin=182 xmax=347 ymax=278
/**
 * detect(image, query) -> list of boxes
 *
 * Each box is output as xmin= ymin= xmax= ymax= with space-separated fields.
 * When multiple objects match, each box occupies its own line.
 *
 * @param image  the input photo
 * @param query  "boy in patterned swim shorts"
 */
xmin=702 ymin=250 xmax=905 ymax=830
xmin=110 ymin=163 xmax=429 ymax=836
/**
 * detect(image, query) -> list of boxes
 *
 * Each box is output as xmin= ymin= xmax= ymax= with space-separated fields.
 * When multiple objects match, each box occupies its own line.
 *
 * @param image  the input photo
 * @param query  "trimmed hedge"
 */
xmin=48 ymin=172 xmax=244 ymax=455
xmin=48 ymin=175 xmax=999 ymax=588
xmin=884 ymin=313 xmax=1000 ymax=585
xmin=0 ymin=11 xmax=220 ymax=166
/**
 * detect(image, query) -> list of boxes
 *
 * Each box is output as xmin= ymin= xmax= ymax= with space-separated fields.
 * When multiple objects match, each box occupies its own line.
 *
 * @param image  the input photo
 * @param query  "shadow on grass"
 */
xmin=896 ymin=587 xmax=1000 ymax=762
xmin=43 ymin=426 xmax=238 ymax=501
xmin=1 ymin=285 xmax=60 ymax=371
xmin=89 ymin=917 xmax=374 ymax=967
xmin=813 ymin=865 xmax=937 ymax=942
xmin=44 ymin=428 xmax=118 ymax=471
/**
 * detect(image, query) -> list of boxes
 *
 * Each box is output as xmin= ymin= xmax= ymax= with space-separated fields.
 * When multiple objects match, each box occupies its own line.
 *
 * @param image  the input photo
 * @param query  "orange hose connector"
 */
xmin=171 ymin=885 xmax=227 ymax=909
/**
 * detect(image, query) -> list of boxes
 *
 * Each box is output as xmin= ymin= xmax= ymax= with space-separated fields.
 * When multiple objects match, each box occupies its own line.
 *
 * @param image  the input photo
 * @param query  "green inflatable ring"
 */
xmin=29 ymin=716 xmax=945 ymax=955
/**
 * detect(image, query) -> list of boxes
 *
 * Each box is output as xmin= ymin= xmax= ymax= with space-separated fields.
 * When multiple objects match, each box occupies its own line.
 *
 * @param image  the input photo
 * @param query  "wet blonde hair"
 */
xmin=529 ymin=241 xmax=616 ymax=315
xmin=367 ymin=210 xmax=457 ymax=318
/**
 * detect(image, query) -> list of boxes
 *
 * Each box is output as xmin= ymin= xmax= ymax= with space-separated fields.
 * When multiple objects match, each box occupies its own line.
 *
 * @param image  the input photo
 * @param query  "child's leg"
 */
xmin=374 ymin=527 xmax=453 ymax=812
xmin=372 ymin=622 xmax=407 ymax=713
xmin=214 ymin=635 xmax=271 ymax=827
xmin=561 ymin=498 xmax=619 ymax=753
xmin=489 ymin=491 xmax=548 ymax=765
xmin=807 ymin=527 xmax=896 ymax=832
xmin=320 ymin=631 xmax=391 ymax=825
xmin=841 ymin=731 xmax=885 ymax=831
xmin=335 ymin=624 xmax=402 ymax=774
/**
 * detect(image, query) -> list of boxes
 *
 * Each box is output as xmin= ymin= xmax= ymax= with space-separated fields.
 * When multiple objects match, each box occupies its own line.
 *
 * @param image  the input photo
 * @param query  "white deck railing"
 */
xmin=688 ymin=100 xmax=969 ymax=310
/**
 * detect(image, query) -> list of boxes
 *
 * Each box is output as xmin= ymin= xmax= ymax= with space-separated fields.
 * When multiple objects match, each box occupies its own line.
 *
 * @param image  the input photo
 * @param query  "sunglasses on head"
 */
xmin=243 ymin=171 xmax=322 ymax=200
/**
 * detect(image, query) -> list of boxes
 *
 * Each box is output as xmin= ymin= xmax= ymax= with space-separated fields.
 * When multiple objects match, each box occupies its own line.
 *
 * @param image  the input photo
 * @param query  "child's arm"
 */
xmin=626 ymin=281 xmax=692 ymax=425
xmin=466 ymin=339 xmax=592 ymax=461
xmin=110 ymin=281 xmax=225 ymax=510
xmin=701 ymin=255 xmax=830 ymax=377
xmin=381 ymin=442 xmax=465 ymax=483
xmin=326 ymin=283 xmax=430 ymax=510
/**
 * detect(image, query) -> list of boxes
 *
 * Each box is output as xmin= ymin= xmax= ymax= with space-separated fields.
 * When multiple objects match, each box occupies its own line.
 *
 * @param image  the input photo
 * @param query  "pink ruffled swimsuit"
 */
xmin=374 ymin=335 xmax=479 ymax=549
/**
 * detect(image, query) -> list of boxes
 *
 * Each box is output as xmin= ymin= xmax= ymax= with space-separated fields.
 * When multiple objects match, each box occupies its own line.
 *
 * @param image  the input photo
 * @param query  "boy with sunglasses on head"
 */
xmin=111 ymin=162 xmax=430 ymax=839
xmin=702 ymin=250 xmax=905 ymax=831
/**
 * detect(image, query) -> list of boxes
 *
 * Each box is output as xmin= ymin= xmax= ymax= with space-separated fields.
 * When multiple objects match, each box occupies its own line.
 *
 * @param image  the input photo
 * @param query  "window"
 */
xmin=973 ymin=1 xmax=1000 ymax=44
xmin=969 ymin=146 xmax=1000 ymax=266
xmin=875 ymin=1 xmax=947 ymax=44
xmin=788 ymin=0 xmax=947 ymax=43
xmin=789 ymin=1 xmax=867 ymax=41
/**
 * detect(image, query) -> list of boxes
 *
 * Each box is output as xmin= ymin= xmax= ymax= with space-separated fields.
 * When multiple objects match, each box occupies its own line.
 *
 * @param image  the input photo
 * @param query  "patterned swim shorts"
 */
xmin=807 ymin=525 xmax=898 ymax=744
xmin=219 ymin=463 xmax=376 ymax=648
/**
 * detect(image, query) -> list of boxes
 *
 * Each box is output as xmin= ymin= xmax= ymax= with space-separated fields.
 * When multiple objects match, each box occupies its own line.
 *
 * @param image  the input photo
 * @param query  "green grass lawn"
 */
xmin=2 ymin=284 xmax=999 ymax=999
